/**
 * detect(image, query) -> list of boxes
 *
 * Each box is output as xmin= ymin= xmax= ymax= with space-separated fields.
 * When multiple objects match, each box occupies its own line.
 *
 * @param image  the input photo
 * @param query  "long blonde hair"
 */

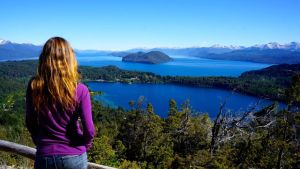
xmin=31 ymin=37 xmax=80 ymax=112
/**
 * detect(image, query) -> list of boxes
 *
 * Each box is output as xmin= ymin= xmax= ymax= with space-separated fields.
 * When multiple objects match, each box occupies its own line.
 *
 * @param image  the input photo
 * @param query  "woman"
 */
xmin=26 ymin=37 xmax=95 ymax=169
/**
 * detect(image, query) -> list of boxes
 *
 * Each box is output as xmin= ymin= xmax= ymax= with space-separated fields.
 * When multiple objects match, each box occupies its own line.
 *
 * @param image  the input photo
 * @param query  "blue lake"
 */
xmin=3 ymin=54 xmax=270 ymax=77
xmin=77 ymin=55 xmax=271 ymax=77
xmin=6 ymin=54 xmax=278 ymax=117
xmin=88 ymin=82 xmax=280 ymax=118
xmin=79 ymin=55 xmax=278 ymax=118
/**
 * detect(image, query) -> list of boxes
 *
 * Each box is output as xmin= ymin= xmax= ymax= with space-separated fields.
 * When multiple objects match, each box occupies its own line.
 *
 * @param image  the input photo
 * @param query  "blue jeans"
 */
xmin=34 ymin=152 xmax=88 ymax=169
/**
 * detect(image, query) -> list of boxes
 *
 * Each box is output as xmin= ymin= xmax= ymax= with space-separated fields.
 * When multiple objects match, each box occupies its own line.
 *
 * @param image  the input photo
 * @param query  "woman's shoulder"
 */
xmin=76 ymin=83 xmax=90 ymax=102
xmin=76 ymin=82 xmax=89 ymax=95
xmin=77 ymin=82 xmax=88 ymax=90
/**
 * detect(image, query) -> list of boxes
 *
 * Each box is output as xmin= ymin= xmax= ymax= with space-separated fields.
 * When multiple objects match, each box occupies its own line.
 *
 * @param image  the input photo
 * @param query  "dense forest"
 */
xmin=0 ymin=60 xmax=299 ymax=168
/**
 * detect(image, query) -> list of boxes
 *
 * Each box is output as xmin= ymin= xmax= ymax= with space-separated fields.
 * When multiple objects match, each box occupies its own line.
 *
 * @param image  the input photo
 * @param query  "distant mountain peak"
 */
xmin=210 ymin=44 xmax=244 ymax=49
xmin=264 ymin=42 xmax=283 ymax=49
xmin=287 ymin=42 xmax=300 ymax=50
xmin=0 ymin=39 xmax=10 ymax=45
xmin=251 ymin=42 xmax=300 ymax=50
xmin=211 ymin=44 xmax=227 ymax=48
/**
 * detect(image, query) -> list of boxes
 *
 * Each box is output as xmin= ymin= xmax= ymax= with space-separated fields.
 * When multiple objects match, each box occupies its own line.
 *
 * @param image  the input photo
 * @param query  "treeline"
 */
xmin=162 ymin=75 xmax=286 ymax=101
xmin=79 ymin=65 xmax=162 ymax=83
xmin=0 ymin=60 xmax=162 ymax=83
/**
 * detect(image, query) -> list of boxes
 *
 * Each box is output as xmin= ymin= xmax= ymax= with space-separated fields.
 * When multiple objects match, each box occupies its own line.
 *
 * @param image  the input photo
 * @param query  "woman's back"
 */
xmin=26 ymin=82 xmax=95 ymax=156
xmin=25 ymin=37 xmax=95 ymax=169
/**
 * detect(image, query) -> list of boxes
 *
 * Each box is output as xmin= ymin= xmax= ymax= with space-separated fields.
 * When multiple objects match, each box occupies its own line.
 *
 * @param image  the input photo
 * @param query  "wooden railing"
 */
xmin=0 ymin=139 xmax=117 ymax=169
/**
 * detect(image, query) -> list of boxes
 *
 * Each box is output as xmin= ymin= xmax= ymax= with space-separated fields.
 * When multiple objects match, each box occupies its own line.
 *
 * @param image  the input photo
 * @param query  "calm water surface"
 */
xmin=88 ymin=82 xmax=279 ymax=118
xmin=2 ymin=54 xmax=270 ymax=77
xmin=5 ymin=55 xmax=276 ymax=117
xmin=77 ymin=55 xmax=271 ymax=77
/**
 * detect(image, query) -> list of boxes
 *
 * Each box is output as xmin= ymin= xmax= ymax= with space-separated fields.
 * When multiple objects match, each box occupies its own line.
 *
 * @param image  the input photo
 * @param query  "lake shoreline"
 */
xmin=84 ymin=79 xmax=285 ymax=104
xmin=87 ymin=81 xmax=286 ymax=118
xmin=0 ymin=59 xmax=290 ymax=104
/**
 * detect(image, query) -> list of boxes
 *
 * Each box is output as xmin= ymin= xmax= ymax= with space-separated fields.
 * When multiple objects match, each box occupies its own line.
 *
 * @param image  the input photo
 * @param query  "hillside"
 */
xmin=0 ymin=60 xmax=299 ymax=168
xmin=241 ymin=63 xmax=300 ymax=78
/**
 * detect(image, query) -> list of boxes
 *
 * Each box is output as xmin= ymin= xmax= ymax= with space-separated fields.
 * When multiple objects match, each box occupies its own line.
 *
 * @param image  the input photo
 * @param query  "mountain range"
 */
xmin=0 ymin=38 xmax=300 ymax=64
xmin=0 ymin=39 xmax=41 ymax=60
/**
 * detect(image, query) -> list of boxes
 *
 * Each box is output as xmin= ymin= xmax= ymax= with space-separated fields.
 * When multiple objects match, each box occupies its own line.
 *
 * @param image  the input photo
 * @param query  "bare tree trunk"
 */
xmin=210 ymin=102 xmax=226 ymax=156
xmin=276 ymin=111 xmax=288 ymax=169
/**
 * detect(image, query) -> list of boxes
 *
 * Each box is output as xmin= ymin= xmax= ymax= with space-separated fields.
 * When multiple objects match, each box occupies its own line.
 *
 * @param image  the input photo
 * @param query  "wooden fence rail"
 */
xmin=0 ymin=140 xmax=117 ymax=169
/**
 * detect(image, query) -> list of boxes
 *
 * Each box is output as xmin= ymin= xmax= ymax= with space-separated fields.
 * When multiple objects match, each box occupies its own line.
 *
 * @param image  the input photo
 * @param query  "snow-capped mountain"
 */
xmin=202 ymin=42 xmax=300 ymax=64
xmin=0 ymin=39 xmax=10 ymax=45
xmin=0 ymin=39 xmax=42 ymax=61
xmin=286 ymin=42 xmax=300 ymax=50
xmin=251 ymin=42 xmax=300 ymax=50
xmin=210 ymin=44 xmax=245 ymax=50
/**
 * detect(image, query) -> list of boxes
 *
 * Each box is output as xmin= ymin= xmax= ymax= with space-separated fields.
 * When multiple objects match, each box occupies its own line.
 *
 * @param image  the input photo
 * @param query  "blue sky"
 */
xmin=0 ymin=0 xmax=299 ymax=50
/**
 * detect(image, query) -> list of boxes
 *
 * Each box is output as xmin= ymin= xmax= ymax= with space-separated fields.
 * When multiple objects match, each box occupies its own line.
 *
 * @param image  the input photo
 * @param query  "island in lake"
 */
xmin=122 ymin=51 xmax=173 ymax=64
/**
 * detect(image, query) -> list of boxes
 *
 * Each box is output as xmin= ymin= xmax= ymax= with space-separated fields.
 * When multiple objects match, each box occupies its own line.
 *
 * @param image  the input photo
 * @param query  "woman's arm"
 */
xmin=79 ymin=85 xmax=95 ymax=150
xmin=25 ymin=81 xmax=38 ymax=145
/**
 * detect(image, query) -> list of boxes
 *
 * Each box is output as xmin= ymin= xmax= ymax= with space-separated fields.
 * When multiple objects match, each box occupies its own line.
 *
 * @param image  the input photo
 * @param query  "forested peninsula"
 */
xmin=1 ymin=60 xmax=298 ymax=102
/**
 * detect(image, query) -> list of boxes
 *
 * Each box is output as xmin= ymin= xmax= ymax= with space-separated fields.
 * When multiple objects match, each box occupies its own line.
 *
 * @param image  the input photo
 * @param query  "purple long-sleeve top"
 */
xmin=25 ymin=81 xmax=95 ymax=156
